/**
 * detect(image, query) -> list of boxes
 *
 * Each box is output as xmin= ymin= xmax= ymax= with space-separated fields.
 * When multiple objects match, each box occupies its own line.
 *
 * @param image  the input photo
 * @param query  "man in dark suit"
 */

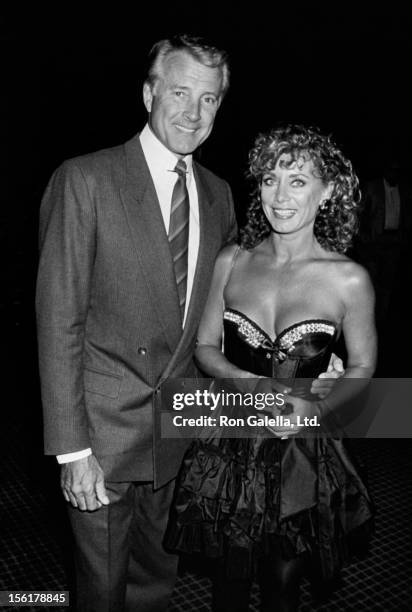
xmin=36 ymin=34 xmax=237 ymax=611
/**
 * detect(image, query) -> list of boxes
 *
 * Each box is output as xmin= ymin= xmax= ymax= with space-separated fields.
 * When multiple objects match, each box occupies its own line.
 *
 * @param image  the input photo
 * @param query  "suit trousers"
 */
xmin=67 ymin=479 xmax=178 ymax=612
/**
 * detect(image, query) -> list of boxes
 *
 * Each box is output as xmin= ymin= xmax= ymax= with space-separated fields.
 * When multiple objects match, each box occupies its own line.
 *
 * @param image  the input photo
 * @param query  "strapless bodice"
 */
xmin=223 ymin=308 xmax=337 ymax=387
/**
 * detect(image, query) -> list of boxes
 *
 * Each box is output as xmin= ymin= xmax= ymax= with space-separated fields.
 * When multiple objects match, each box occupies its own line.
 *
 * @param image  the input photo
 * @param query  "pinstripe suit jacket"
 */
xmin=36 ymin=133 xmax=237 ymax=487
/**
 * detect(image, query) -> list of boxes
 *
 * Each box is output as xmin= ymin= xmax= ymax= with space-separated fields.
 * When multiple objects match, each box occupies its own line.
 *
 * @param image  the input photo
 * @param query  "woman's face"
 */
xmin=261 ymin=153 xmax=332 ymax=235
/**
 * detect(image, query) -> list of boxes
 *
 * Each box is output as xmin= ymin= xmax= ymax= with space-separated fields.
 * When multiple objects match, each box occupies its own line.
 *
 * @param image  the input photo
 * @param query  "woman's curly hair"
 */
xmin=240 ymin=124 xmax=361 ymax=253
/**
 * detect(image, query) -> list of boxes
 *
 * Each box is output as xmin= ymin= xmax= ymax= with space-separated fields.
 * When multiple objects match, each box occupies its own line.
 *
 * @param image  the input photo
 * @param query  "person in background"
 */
xmin=357 ymin=155 xmax=412 ymax=329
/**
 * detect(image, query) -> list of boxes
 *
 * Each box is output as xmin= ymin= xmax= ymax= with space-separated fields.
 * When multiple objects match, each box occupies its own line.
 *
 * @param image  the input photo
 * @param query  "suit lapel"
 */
xmin=185 ymin=163 xmax=221 ymax=330
xmin=120 ymin=135 xmax=182 ymax=353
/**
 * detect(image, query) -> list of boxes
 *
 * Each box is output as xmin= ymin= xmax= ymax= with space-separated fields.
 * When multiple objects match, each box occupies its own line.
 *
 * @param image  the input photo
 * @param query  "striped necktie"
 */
xmin=169 ymin=159 xmax=189 ymax=319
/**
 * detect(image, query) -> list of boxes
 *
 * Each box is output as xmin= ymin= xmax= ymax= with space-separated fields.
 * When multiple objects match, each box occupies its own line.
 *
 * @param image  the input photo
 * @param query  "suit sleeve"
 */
xmin=36 ymin=161 xmax=96 ymax=455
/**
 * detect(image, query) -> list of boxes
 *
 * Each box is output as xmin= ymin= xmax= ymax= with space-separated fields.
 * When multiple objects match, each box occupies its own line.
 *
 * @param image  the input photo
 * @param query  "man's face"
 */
xmin=143 ymin=50 xmax=223 ymax=157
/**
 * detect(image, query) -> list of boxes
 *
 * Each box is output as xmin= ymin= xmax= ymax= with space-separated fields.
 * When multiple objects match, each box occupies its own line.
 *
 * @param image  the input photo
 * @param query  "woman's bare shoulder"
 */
xmin=216 ymin=243 xmax=253 ymax=271
xmin=211 ymin=244 xmax=243 ymax=281
xmin=216 ymin=243 xmax=241 ymax=264
xmin=325 ymin=253 xmax=373 ymax=292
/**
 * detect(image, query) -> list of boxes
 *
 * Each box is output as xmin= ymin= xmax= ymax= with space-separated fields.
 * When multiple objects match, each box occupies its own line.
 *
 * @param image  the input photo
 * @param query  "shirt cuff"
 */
xmin=56 ymin=448 xmax=92 ymax=464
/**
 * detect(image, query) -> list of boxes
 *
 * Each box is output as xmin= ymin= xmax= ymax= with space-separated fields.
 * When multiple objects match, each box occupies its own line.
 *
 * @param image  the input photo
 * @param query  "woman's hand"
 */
xmin=286 ymin=395 xmax=320 ymax=427
xmin=264 ymin=395 xmax=321 ymax=438
xmin=254 ymin=376 xmax=292 ymax=396
xmin=310 ymin=353 xmax=344 ymax=398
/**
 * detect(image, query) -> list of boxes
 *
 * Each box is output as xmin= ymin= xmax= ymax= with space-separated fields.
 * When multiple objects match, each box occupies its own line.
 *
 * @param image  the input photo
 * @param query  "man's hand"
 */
xmin=60 ymin=454 xmax=110 ymax=511
xmin=311 ymin=353 xmax=344 ymax=398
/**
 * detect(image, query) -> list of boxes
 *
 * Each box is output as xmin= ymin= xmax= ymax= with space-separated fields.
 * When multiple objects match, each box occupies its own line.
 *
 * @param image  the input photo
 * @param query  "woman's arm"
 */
xmin=195 ymin=245 xmax=256 ymax=381
xmin=278 ymin=263 xmax=376 ymax=434
xmin=317 ymin=262 xmax=377 ymax=414
xmin=288 ymin=262 xmax=376 ymax=426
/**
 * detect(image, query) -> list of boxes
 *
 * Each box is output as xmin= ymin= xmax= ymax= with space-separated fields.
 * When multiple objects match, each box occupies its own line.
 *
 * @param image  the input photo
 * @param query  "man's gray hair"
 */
xmin=145 ymin=34 xmax=230 ymax=98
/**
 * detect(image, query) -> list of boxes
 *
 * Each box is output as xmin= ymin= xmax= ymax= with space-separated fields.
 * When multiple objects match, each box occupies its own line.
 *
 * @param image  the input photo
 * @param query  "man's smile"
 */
xmin=174 ymin=124 xmax=198 ymax=133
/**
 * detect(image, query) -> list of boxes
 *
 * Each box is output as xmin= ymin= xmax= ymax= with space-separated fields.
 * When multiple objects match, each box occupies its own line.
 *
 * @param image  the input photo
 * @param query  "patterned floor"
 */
xmin=1 ymin=305 xmax=411 ymax=611
xmin=1 ymin=413 xmax=411 ymax=611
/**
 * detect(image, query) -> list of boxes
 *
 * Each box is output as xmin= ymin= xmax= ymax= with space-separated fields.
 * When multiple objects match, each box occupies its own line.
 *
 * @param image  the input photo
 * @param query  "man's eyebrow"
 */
xmin=169 ymin=83 xmax=219 ymax=96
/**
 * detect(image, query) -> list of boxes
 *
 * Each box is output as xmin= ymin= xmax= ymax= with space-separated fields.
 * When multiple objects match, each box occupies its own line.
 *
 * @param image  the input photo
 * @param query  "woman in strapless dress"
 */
xmin=165 ymin=124 xmax=376 ymax=611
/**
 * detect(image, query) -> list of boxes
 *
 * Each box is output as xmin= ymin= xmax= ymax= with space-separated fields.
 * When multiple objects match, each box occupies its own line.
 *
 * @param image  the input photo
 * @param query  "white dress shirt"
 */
xmin=58 ymin=125 xmax=200 ymax=464
xmin=139 ymin=123 xmax=200 ymax=321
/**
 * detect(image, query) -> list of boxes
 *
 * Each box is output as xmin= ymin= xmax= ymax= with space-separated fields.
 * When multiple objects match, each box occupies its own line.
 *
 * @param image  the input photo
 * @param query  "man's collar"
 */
xmin=140 ymin=123 xmax=193 ymax=174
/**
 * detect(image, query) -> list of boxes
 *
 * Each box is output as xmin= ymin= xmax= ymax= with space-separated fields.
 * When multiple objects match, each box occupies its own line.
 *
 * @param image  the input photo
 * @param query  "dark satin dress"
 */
xmin=165 ymin=309 xmax=374 ymax=580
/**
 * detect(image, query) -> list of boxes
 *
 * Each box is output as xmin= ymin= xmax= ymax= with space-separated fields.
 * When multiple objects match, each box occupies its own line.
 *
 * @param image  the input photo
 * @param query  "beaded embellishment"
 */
xmin=279 ymin=322 xmax=335 ymax=351
xmin=224 ymin=310 xmax=267 ymax=348
xmin=224 ymin=310 xmax=336 ymax=356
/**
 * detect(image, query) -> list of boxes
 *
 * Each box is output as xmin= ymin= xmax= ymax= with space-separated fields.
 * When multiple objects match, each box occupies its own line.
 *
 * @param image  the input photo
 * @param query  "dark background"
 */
xmin=1 ymin=7 xmax=411 ymax=607
xmin=3 ymin=6 xmax=412 ymax=311
xmin=2 ymin=6 xmax=411 ymax=434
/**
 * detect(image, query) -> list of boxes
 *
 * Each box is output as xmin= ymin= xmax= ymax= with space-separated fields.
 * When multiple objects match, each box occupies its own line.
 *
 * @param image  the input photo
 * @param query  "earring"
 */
xmin=320 ymin=200 xmax=328 ymax=211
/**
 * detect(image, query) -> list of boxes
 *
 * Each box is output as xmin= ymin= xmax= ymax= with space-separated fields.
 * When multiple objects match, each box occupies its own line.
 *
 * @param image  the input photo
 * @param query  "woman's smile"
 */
xmin=271 ymin=208 xmax=297 ymax=219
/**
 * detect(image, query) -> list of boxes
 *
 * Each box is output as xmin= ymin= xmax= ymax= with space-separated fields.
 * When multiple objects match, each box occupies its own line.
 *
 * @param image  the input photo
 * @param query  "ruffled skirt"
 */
xmin=164 ymin=435 xmax=374 ymax=580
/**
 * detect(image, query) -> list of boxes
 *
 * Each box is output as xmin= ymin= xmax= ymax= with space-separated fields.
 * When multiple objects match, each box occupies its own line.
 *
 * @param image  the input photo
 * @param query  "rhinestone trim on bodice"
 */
xmin=224 ymin=310 xmax=267 ymax=348
xmin=280 ymin=322 xmax=336 ymax=351
xmin=224 ymin=310 xmax=336 ymax=355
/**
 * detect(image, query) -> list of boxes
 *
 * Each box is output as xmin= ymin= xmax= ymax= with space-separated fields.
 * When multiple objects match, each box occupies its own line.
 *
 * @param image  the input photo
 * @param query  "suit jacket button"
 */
xmin=138 ymin=347 xmax=147 ymax=355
